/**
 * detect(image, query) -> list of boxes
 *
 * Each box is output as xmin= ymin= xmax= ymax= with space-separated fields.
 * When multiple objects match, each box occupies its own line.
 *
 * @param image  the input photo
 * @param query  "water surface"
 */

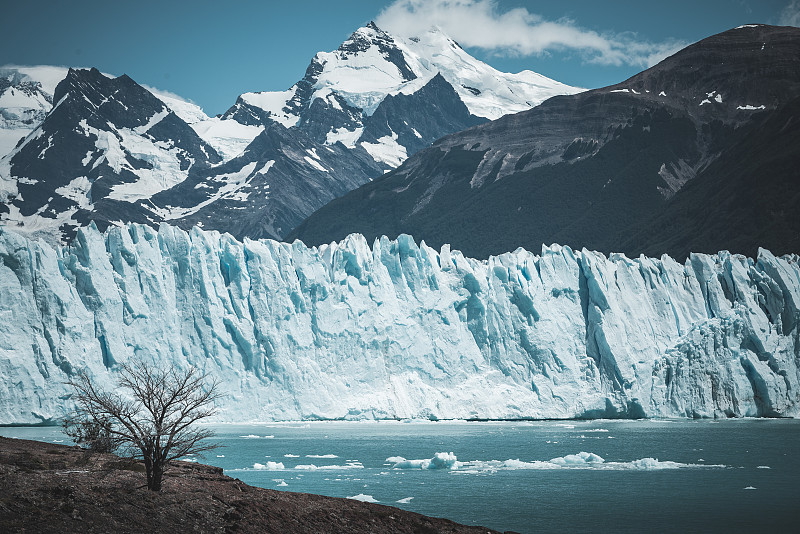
xmin=4 ymin=419 xmax=798 ymax=533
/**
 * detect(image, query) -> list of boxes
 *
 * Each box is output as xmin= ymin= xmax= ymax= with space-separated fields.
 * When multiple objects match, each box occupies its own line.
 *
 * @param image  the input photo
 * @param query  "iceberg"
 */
xmin=0 ymin=223 xmax=798 ymax=424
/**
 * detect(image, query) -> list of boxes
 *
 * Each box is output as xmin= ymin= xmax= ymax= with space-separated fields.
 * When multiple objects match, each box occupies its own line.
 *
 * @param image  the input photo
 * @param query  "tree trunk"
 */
xmin=144 ymin=456 xmax=153 ymax=490
xmin=149 ymin=462 xmax=163 ymax=491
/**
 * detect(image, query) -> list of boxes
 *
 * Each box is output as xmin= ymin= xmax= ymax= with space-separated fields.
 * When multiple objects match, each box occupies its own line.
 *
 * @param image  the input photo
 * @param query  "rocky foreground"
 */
xmin=0 ymin=437 xmax=499 ymax=533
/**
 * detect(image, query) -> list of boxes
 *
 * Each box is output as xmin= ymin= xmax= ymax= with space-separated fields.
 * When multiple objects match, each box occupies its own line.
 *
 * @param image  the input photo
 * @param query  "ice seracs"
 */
xmin=0 ymin=223 xmax=798 ymax=424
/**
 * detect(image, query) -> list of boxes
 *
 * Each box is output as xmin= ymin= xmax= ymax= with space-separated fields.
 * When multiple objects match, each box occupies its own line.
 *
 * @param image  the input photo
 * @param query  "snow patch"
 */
xmin=54 ymin=176 xmax=92 ymax=210
xmin=304 ymin=155 xmax=328 ymax=172
xmin=133 ymin=109 xmax=169 ymax=135
xmin=190 ymin=118 xmax=263 ymax=161
xmin=325 ymin=126 xmax=363 ymax=148
xmin=360 ymin=130 xmax=407 ymax=167
xmin=240 ymin=88 xmax=299 ymax=128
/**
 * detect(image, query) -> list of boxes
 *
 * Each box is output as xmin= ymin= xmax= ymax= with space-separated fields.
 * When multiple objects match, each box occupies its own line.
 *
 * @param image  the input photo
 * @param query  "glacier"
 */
xmin=0 ymin=222 xmax=798 ymax=424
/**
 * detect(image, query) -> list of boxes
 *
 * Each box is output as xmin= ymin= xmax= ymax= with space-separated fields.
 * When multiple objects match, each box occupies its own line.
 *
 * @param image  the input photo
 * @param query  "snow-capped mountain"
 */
xmin=1 ymin=222 xmax=798 ymax=424
xmin=0 ymin=66 xmax=68 ymax=158
xmin=146 ymin=121 xmax=382 ymax=240
xmin=0 ymin=22 xmax=578 ymax=244
xmin=223 ymin=22 xmax=579 ymax=159
xmin=0 ymin=68 xmax=221 ymax=244
xmin=292 ymin=24 xmax=800 ymax=260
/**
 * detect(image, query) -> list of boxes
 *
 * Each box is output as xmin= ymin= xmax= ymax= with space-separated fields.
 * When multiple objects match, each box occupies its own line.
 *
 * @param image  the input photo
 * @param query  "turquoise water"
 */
xmin=4 ymin=420 xmax=799 ymax=533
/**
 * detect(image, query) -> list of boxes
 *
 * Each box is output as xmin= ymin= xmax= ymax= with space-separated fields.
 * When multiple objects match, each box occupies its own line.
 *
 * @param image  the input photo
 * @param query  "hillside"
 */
xmin=0 ymin=437 xmax=497 ymax=534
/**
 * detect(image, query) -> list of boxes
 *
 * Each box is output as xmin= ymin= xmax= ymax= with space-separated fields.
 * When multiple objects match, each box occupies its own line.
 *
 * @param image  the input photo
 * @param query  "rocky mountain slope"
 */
xmin=1 ymin=222 xmax=798 ymax=424
xmin=0 ymin=437 xmax=494 ymax=534
xmin=0 ymin=23 xmax=578 ymax=245
xmin=291 ymin=24 xmax=800 ymax=260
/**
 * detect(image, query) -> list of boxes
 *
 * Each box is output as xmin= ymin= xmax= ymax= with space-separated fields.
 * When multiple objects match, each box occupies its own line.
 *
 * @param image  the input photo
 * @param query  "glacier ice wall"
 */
xmin=0 ymin=223 xmax=798 ymax=424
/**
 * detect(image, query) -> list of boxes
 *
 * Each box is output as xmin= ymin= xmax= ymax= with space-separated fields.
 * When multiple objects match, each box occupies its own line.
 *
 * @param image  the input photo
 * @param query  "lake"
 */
xmin=3 ymin=419 xmax=798 ymax=533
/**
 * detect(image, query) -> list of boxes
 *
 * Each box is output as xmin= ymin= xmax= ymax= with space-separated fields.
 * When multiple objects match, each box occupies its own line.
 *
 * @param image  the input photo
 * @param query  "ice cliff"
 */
xmin=0 ymin=223 xmax=798 ymax=424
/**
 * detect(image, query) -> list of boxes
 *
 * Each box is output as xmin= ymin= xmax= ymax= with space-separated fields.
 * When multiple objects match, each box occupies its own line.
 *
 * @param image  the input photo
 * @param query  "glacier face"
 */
xmin=0 ymin=223 xmax=798 ymax=424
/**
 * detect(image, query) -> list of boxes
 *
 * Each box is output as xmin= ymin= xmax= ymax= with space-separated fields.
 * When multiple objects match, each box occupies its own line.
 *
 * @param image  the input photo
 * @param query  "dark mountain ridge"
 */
xmin=290 ymin=24 xmax=800 ymax=260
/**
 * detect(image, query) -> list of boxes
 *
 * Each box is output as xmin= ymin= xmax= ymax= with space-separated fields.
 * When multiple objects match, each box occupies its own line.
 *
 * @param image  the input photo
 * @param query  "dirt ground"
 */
xmin=0 ymin=436 xmax=505 ymax=533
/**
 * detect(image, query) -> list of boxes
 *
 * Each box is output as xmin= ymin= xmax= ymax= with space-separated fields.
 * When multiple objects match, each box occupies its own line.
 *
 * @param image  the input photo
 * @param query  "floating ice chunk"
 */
xmin=240 ymin=434 xmax=260 ymax=438
xmin=756 ymin=466 xmax=770 ymax=469
xmin=216 ymin=455 xmax=225 ymax=458
xmin=253 ymin=461 xmax=285 ymax=470
xmin=584 ymin=429 xmax=609 ymax=433
xmin=389 ymin=452 xmax=459 ymax=470
xmin=306 ymin=454 xmax=339 ymax=459
xmin=348 ymin=494 xmax=378 ymax=503
xmin=627 ymin=458 xmax=680 ymax=469
xmin=744 ymin=486 xmax=757 ymax=490
xmin=284 ymin=454 xmax=300 ymax=458
xmin=659 ymin=91 xmax=667 ymax=96
xmin=295 ymin=462 xmax=364 ymax=470
xmin=550 ymin=452 xmax=605 ymax=466
xmin=737 ymin=104 xmax=766 ymax=110
xmin=452 ymin=453 xmax=724 ymax=473
xmin=397 ymin=497 xmax=414 ymax=503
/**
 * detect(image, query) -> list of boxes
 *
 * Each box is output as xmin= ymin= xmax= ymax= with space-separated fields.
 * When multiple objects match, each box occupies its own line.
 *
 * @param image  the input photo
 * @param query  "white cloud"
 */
xmin=779 ymin=0 xmax=800 ymax=26
xmin=376 ymin=0 xmax=686 ymax=68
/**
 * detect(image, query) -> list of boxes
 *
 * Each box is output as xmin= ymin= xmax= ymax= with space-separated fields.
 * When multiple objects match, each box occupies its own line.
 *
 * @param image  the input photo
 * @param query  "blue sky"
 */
xmin=2 ymin=0 xmax=798 ymax=115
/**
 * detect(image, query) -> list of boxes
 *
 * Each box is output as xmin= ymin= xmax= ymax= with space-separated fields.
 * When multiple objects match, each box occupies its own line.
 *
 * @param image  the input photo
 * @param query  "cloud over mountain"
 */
xmin=377 ymin=0 xmax=686 ymax=68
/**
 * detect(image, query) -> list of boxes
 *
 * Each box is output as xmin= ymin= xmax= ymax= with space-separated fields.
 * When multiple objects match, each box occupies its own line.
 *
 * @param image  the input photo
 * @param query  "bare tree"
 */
xmin=65 ymin=359 xmax=222 ymax=491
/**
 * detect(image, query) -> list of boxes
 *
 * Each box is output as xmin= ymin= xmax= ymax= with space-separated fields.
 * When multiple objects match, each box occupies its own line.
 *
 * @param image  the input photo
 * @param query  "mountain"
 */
xmin=222 ymin=22 xmax=579 ymax=151
xmin=146 ymin=122 xmax=382 ymax=240
xmin=0 ymin=23 xmax=578 ymax=244
xmin=0 ymin=222 xmax=798 ymax=424
xmin=0 ymin=68 xmax=222 ymax=243
xmin=0 ymin=66 xmax=66 ymax=158
xmin=290 ymin=24 xmax=800 ymax=260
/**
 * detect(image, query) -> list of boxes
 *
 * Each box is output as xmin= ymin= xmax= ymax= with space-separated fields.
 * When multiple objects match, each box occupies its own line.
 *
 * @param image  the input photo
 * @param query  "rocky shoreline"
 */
xmin=0 ymin=437 xmax=500 ymax=533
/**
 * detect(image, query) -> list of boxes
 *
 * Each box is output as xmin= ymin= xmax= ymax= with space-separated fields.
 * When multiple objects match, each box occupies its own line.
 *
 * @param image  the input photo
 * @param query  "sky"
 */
xmin=2 ymin=0 xmax=799 ymax=116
